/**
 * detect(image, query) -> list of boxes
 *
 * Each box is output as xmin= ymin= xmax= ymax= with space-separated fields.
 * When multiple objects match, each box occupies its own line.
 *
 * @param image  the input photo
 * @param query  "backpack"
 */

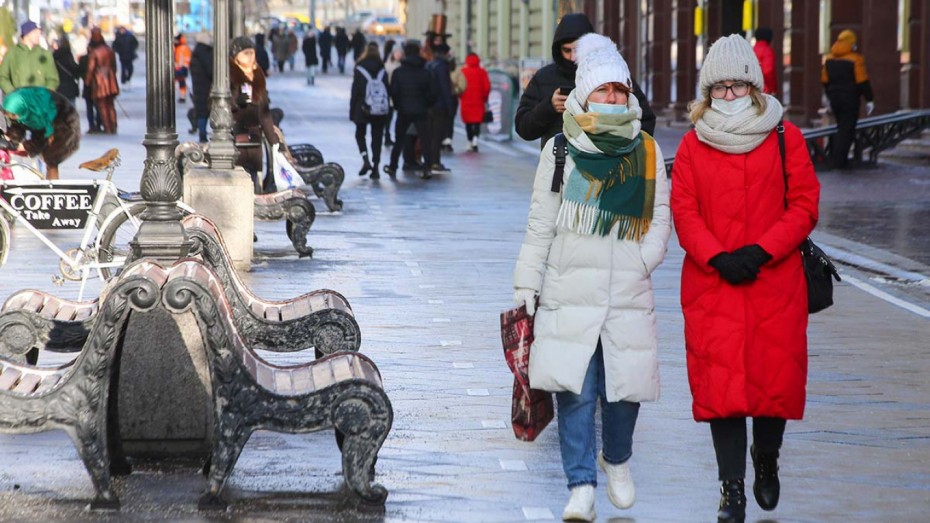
xmin=357 ymin=67 xmax=389 ymax=116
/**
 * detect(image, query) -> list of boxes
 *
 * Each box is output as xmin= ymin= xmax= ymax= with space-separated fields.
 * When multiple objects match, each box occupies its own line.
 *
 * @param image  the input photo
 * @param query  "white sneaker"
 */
xmin=562 ymin=485 xmax=596 ymax=522
xmin=441 ymin=137 xmax=453 ymax=147
xmin=470 ymin=137 xmax=479 ymax=148
xmin=598 ymin=451 xmax=635 ymax=509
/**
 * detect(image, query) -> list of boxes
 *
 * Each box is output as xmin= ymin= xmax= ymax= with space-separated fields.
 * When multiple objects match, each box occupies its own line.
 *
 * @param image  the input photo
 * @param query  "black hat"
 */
xmin=229 ymin=35 xmax=254 ymax=58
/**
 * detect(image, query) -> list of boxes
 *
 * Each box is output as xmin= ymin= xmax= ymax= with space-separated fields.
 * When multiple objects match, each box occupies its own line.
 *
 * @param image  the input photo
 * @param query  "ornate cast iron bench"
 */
xmin=253 ymin=188 xmax=316 ymax=257
xmin=151 ymin=260 xmax=391 ymax=509
xmin=175 ymin=142 xmax=317 ymax=257
xmin=0 ymin=217 xmax=360 ymax=362
xmin=276 ymin=133 xmax=345 ymax=213
xmin=183 ymin=215 xmax=360 ymax=357
xmin=0 ymin=261 xmax=174 ymax=510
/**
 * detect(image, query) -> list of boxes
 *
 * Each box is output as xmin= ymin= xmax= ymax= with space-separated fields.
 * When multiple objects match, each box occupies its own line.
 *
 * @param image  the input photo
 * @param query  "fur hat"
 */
xmin=572 ymin=33 xmax=631 ymax=105
xmin=699 ymin=34 xmax=764 ymax=93
xmin=229 ymin=36 xmax=254 ymax=58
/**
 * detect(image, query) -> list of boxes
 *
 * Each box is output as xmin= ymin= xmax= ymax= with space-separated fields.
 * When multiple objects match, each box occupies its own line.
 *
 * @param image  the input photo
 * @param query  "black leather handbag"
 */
xmin=777 ymin=123 xmax=841 ymax=314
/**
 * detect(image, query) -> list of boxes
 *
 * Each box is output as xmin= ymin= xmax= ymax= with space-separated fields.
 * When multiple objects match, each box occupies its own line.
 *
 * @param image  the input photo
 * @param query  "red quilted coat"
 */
xmin=671 ymin=122 xmax=820 ymax=422
xmin=459 ymin=54 xmax=491 ymax=124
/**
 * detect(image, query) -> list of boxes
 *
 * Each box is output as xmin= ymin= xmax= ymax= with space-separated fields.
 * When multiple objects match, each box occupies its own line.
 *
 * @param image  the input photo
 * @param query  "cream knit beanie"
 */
xmin=572 ymin=33 xmax=632 ymax=105
xmin=699 ymin=34 xmax=764 ymax=93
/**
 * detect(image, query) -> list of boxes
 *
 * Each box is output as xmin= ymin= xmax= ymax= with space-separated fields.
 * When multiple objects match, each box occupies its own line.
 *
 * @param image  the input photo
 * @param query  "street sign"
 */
xmin=0 ymin=183 xmax=99 ymax=229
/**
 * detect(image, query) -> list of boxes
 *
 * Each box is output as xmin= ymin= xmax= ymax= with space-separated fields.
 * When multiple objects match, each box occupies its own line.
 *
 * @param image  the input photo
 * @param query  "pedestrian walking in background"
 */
xmin=443 ymin=51 xmax=467 ymax=153
xmin=0 ymin=21 xmax=59 ymax=95
xmin=190 ymin=32 xmax=213 ymax=144
xmin=318 ymin=26 xmax=333 ymax=73
xmin=174 ymin=34 xmax=191 ymax=103
xmin=514 ymin=13 xmax=655 ymax=149
xmin=272 ymin=29 xmax=289 ymax=73
xmin=77 ymin=51 xmax=101 ymax=133
xmin=753 ymin=27 xmax=776 ymax=96
xmin=512 ymin=33 xmax=670 ymax=523
xmin=85 ymin=27 xmax=119 ymax=134
xmin=112 ymin=25 xmax=138 ymax=85
xmin=229 ymin=35 xmax=279 ymax=194
xmin=253 ymin=33 xmax=271 ymax=76
xmin=459 ymin=53 xmax=490 ymax=152
xmin=821 ymin=29 xmax=874 ymax=170
xmin=670 ymin=34 xmax=820 ymax=523
xmin=350 ymin=42 xmax=389 ymax=179
xmin=384 ymin=40 xmax=436 ymax=179
xmin=334 ymin=27 xmax=350 ymax=74
xmin=425 ymin=42 xmax=454 ymax=174
xmin=302 ymin=29 xmax=319 ymax=73
xmin=2 ymin=87 xmax=81 ymax=180
xmin=286 ymin=29 xmax=298 ymax=71
xmin=350 ymin=28 xmax=366 ymax=63
xmin=382 ymin=39 xmax=400 ymax=146
xmin=52 ymin=36 xmax=80 ymax=106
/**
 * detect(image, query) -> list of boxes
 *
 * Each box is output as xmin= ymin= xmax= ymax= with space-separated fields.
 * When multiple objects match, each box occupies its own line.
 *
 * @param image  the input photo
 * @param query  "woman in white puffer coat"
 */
xmin=512 ymin=34 xmax=670 ymax=522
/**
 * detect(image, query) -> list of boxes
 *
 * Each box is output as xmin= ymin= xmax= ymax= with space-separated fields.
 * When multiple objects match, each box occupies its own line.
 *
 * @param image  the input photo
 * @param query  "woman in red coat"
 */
xmin=459 ymin=53 xmax=490 ymax=152
xmin=670 ymin=35 xmax=819 ymax=523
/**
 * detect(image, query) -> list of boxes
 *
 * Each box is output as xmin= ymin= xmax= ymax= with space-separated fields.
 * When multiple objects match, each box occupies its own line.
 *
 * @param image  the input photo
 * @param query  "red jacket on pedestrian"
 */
xmin=754 ymin=40 xmax=777 ymax=95
xmin=459 ymin=54 xmax=490 ymax=124
xmin=671 ymin=122 xmax=820 ymax=422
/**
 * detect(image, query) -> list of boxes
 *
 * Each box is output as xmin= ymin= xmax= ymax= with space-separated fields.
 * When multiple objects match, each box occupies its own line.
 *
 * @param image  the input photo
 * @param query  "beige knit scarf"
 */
xmin=694 ymin=94 xmax=784 ymax=154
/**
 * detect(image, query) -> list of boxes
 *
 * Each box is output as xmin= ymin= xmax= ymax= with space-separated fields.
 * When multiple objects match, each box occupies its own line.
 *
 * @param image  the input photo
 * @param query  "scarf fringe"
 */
xmin=556 ymin=199 xmax=650 ymax=241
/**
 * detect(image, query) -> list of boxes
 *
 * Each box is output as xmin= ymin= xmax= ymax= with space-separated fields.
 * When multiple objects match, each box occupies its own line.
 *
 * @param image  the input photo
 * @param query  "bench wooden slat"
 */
xmin=311 ymin=359 xmax=335 ymax=390
xmin=24 ymin=293 xmax=45 ymax=313
xmin=256 ymin=364 xmax=275 ymax=390
xmin=291 ymin=367 xmax=313 ymax=393
xmin=55 ymin=303 xmax=78 ymax=321
xmin=293 ymin=298 xmax=312 ymax=318
xmin=73 ymin=305 xmax=95 ymax=321
xmin=0 ymin=368 xmax=23 ymax=391
xmin=278 ymin=303 xmax=299 ymax=322
xmin=331 ymin=356 xmax=354 ymax=382
xmin=264 ymin=305 xmax=281 ymax=322
xmin=13 ymin=373 xmax=41 ymax=394
xmin=33 ymin=374 xmax=62 ymax=394
xmin=2 ymin=293 xmax=29 ymax=312
xmin=273 ymin=370 xmax=293 ymax=395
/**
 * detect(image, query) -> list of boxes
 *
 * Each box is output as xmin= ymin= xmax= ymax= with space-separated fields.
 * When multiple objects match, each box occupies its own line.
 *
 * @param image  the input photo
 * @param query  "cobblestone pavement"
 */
xmin=0 ymin=65 xmax=928 ymax=522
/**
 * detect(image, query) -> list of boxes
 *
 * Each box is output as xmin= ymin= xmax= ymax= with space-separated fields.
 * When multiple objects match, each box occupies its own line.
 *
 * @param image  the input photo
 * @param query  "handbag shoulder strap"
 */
xmin=551 ymin=133 xmax=567 ymax=193
xmin=776 ymin=119 xmax=787 ymax=209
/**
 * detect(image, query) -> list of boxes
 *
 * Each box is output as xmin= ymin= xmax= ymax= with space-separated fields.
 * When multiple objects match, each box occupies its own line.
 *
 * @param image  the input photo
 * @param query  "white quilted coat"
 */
xmin=513 ymin=134 xmax=671 ymax=402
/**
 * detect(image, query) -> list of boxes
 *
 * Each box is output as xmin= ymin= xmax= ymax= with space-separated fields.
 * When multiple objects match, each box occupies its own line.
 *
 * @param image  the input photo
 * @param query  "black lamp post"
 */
xmin=208 ymin=0 xmax=236 ymax=169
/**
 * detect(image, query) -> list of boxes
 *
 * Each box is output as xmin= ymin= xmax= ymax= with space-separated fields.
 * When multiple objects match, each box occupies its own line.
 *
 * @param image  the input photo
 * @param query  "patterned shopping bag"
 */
xmin=500 ymin=304 xmax=553 ymax=441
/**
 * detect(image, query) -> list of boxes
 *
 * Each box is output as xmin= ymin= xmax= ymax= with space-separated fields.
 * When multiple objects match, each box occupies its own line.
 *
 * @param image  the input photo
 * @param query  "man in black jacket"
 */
xmin=384 ymin=41 xmax=437 ymax=179
xmin=189 ymin=33 xmax=214 ymax=143
xmin=515 ymin=13 xmax=656 ymax=149
xmin=112 ymin=25 xmax=138 ymax=85
xmin=426 ymin=43 xmax=455 ymax=175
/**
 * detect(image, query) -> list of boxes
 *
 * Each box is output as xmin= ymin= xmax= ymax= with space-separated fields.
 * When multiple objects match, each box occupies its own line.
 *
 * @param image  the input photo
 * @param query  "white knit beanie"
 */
xmin=699 ymin=34 xmax=764 ymax=93
xmin=572 ymin=33 xmax=632 ymax=105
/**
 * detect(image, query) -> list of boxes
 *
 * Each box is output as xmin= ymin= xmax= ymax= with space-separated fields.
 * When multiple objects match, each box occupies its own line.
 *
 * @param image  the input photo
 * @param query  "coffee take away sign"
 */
xmin=1 ymin=183 xmax=100 ymax=229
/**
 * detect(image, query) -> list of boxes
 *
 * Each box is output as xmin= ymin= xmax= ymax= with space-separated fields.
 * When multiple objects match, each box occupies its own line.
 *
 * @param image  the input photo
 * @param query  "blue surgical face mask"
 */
xmin=588 ymin=102 xmax=629 ymax=115
xmin=710 ymin=95 xmax=753 ymax=116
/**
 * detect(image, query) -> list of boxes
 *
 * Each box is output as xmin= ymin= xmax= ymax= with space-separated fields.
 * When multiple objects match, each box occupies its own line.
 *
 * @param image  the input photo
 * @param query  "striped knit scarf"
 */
xmin=556 ymin=96 xmax=656 ymax=240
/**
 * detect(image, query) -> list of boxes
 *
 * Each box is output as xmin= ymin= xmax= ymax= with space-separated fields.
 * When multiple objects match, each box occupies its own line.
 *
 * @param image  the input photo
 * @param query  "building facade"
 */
xmin=405 ymin=0 xmax=930 ymax=126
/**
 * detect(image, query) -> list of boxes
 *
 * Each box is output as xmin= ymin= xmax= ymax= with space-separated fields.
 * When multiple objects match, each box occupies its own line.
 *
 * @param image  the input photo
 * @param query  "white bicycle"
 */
xmin=0 ymin=149 xmax=194 ymax=298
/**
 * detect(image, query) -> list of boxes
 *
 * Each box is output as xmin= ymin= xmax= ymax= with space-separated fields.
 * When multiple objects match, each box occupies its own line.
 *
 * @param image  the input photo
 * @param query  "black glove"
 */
xmin=730 ymin=244 xmax=773 ymax=274
xmin=235 ymin=93 xmax=249 ymax=108
xmin=709 ymin=252 xmax=758 ymax=285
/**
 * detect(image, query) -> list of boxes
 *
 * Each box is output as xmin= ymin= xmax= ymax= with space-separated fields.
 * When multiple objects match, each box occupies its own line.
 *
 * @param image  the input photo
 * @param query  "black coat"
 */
xmin=350 ymin=56 xmax=388 ymax=123
xmin=53 ymin=46 xmax=80 ymax=100
xmin=426 ymin=55 xmax=454 ymax=116
xmin=389 ymin=55 xmax=436 ymax=118
xmin=335 ymin=29 xmax=349 ymax=56
xmin=514 ymin=13 xmax=656 ymax=147
xmin=190 ymin=42 xmax=214 ymax=118
xmin=302 ymin=35 xmax=318 ymax=66
xmin=112 ymin=30 xmax=138 ymax=64
xmin=319 ymin=30 xmax=333 ymax=52
xmin=351 ymin=31 xmax=366 ymax=60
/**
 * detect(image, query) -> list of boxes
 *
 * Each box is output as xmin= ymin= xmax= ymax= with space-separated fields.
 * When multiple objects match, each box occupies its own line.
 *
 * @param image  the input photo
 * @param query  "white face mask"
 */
xmin=587 ymin=102 xmax=629 ymax=115
xmin=711 ymin=95 xmax=753 ymax=116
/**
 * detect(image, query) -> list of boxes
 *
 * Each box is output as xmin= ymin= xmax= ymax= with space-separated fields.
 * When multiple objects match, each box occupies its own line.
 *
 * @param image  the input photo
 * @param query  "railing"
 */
xmin=664 ymin=109 xmax=930 ymax=175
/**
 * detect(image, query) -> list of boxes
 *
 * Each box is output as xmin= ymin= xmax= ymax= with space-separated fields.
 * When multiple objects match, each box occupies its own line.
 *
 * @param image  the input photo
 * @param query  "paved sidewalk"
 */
xmin=0 ymin=68 xmax=928 ymax=522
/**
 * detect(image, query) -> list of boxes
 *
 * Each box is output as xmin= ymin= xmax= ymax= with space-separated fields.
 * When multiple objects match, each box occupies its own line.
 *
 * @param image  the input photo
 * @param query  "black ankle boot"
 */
xmin=717 ymin=479 xmax=746 ymax=523
xmin=358 ymin=154 xmax=372 ymax=176
xmin=751 ymin=445 xmax=780 ymax=510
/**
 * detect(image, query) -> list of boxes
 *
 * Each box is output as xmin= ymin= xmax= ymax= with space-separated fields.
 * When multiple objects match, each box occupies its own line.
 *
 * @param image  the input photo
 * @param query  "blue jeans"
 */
xmin=556 ymin=343 xmax=640 ymax=489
